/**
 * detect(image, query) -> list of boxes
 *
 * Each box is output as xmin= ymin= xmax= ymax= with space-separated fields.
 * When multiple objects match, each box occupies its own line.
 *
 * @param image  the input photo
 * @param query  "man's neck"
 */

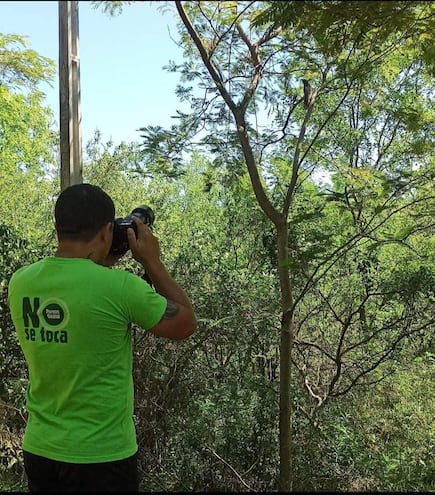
xmin=55 ymin=241 xmax=99 ymax=263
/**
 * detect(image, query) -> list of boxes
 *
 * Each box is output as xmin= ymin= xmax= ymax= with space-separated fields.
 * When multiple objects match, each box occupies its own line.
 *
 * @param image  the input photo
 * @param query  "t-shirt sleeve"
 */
xmin=120 ymin=272 xmax=167 ymax=330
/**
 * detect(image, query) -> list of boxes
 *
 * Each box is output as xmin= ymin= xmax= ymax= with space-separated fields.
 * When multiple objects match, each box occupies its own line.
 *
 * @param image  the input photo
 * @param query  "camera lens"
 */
xmin=131 ymin=205 xmax=155 ymax=227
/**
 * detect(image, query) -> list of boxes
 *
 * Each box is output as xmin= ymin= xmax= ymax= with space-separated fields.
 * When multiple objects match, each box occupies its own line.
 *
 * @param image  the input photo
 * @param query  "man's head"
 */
xmin=55 ymin=183 xmax=115 ymax=242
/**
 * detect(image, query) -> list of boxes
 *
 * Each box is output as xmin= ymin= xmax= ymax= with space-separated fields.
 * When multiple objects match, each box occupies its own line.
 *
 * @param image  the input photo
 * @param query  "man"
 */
xmin=7 ymin=183 xmax=197 ymax=492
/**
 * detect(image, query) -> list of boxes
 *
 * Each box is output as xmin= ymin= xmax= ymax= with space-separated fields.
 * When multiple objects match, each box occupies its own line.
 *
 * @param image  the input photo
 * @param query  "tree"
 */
xmin=0 ymin=33 xmax=58 ymax=245
xmin=134 ymin=1 xmax=434 ymax=490
xmin=0 ymin=225 xmax=43 ymax=487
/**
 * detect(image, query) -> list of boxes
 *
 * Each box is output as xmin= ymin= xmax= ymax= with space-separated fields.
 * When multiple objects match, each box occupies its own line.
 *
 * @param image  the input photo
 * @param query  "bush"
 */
xmin=0 ymin=225 xmax=43 ymax=491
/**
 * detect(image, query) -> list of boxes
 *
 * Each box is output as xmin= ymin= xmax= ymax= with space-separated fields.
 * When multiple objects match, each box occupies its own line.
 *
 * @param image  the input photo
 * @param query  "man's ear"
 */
xmin=105 ymin=221 xmax=113 ymax=236
xmin=100 ymin=222 xmax=113 ymax=243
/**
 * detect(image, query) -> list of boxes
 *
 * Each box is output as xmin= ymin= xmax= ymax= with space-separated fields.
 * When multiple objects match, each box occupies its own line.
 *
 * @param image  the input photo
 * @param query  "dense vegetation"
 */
xmin=1 ymin=1 xmax=434 ymax=492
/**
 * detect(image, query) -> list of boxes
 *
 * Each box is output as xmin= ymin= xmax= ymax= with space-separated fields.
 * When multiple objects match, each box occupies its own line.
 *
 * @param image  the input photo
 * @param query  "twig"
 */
xmin=0 ymin=400 xmax=27 ymax=423
xmin=205 ymin=445 xmax=255 ymax=491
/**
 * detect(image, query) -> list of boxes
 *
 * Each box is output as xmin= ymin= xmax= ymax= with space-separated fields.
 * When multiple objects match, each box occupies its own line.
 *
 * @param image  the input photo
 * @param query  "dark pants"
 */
xmin=23 ymin=450 xmax=139 ymax=492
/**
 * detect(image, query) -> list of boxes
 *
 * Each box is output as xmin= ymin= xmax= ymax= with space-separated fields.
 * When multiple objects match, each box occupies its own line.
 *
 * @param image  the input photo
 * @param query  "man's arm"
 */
xmin=127 ymin=219 xmax=197 ymax=340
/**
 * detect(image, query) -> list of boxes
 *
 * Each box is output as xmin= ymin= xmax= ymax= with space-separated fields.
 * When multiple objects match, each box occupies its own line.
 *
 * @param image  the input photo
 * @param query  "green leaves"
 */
xmin=0 ymin=34 xmax=58 ymax=245
xmin=0 ymin=33 xmax=55 ymax=89
xmin=254 ymin=1 xmax=435 ymax=66
xmin=90 ymin=0 xmax=136 ymax=17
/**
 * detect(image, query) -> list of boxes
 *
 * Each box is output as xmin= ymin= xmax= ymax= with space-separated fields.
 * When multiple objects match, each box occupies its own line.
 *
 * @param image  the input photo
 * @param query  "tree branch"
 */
xmin=205 ymin=445 xmax=255 ymax=491
xmin=175 ymin=0 xmax=282 ymax=226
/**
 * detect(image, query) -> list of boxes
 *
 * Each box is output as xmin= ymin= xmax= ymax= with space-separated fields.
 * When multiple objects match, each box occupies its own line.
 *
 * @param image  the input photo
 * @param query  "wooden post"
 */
xmin=59 ymin=0 xmax=82 ymax=191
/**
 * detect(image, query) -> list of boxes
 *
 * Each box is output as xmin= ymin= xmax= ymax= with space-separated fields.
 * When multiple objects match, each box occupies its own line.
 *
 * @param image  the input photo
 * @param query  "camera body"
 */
xmin=110 ymin=205 xmax=155 ymax=256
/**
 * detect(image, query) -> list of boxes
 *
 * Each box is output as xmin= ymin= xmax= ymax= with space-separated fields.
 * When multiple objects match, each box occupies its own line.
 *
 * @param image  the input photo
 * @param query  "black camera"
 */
xmin=110 ymin=205 xmax=155 ymax=256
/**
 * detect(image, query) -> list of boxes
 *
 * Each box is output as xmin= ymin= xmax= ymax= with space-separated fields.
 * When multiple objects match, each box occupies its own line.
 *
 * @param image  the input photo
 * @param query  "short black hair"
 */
xmin=55 ymin=183 xmax=115 ymax=242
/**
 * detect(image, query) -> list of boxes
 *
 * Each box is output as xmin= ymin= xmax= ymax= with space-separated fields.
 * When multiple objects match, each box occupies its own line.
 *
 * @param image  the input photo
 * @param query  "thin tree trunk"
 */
xmin=277 ymin=222 xmax=294 ymax=491
xmin=174 ymin=5 xmax=295 ymax=488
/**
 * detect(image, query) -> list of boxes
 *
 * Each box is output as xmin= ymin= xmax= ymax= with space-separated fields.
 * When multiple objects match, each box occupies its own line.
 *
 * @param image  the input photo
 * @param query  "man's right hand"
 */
xmin=127 ymin=217 xmax=160 ymax=269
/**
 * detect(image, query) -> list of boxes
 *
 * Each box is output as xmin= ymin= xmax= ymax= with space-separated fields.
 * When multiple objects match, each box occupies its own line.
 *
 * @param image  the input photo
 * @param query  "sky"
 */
xmin=0 ymin=0 xmax=187 ymax=145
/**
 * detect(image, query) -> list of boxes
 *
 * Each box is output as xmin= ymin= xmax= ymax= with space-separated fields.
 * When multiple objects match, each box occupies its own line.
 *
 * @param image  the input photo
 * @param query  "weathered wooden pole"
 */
xmin=58 ymin=0 xmax=82 ymax=191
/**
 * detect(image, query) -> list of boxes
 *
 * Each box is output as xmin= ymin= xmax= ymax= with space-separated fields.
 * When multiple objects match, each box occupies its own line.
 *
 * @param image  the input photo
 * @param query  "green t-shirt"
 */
xmin=7 ymin=257 xmax=167 ymax=463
